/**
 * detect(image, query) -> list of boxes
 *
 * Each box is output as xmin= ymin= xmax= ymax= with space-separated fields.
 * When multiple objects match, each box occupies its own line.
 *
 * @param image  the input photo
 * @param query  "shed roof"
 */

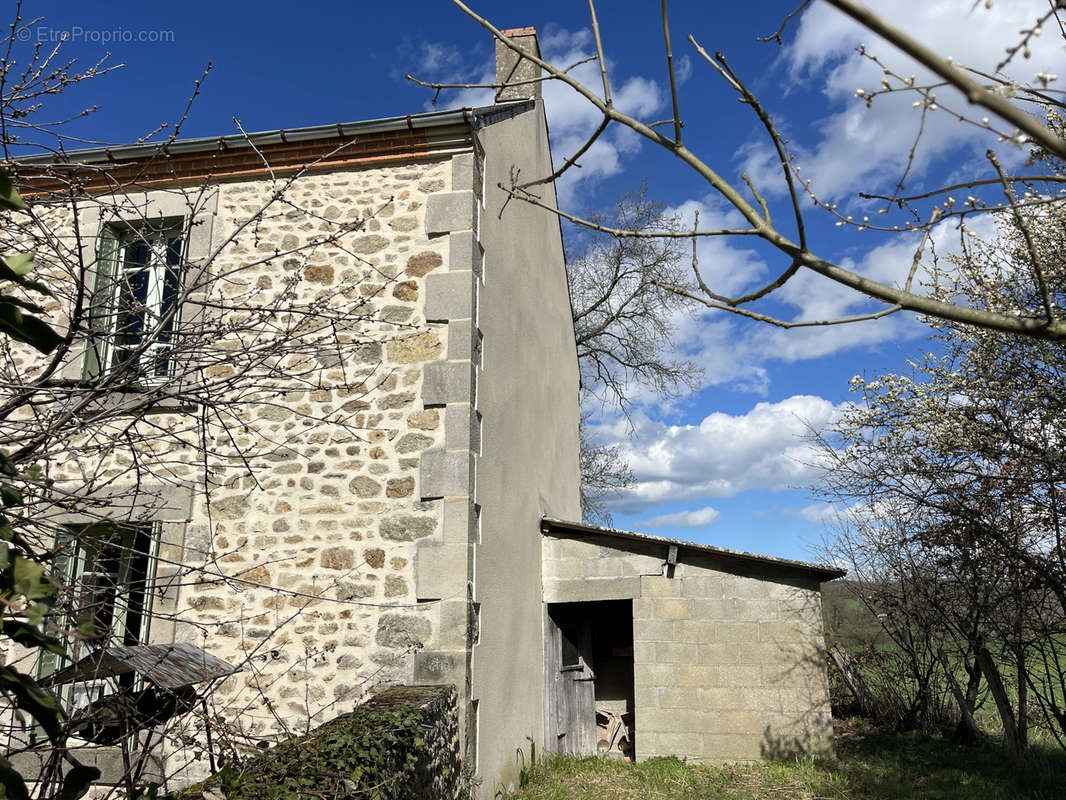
xmin=39 ymin=642 xmax=239 ymax=691
xmin=541 ymin=517 xmax=846 ymax=581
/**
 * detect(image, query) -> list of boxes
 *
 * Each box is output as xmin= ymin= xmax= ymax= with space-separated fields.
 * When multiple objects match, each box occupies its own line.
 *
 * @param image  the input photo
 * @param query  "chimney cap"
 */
xmin=500 ymin=26 xmax=538 ymax=38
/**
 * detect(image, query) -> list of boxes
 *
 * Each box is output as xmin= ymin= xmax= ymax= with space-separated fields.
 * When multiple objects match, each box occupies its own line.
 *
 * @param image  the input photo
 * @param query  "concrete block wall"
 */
xmin=543 ymin=534 xmax=834 ymax=763
xmin=543 ymin=535 xmax=662 ymax=603
xmin=634 ymin=565 xmax=833 ymax=762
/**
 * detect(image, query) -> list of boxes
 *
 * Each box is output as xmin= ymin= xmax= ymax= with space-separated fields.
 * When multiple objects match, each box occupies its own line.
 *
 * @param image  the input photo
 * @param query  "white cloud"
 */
xmin=596 ymin=395 xmax=846 ymax=514
xmin=676 ymin=54 xmax=692 ymax=85
xmin=415 ymin=42 xmax=468 ymax=76
xmin=794 ymin=503 xmax=843 ymax=525
xmin=744 ymin=0 xmax=1066 ymax=200
xmin=734 ymin=229 xmax=938 ymax=365
xmin=678 ymin=314 xmax=771 ymax=395
xmin=399 ymin=36 xmax=488 ymax=97
xmin=741 ymin=212 xmax=1000 ymax=364
xmin=667 ymin=198 xmax=768 ymax=299
xmin=540 ymin=30 xmax=665 ymax=204
xmin=642 ymin=506 xmax=721 ymax=528
xmin=411 ymin=27 xmax=664 ymax=204
xmin=618 ymin=211 xmax=1001 ymax=407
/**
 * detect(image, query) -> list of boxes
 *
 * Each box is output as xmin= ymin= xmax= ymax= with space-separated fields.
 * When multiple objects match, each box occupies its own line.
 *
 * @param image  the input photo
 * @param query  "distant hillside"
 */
xmin=822 ymin=581 xmax=894 ymax=648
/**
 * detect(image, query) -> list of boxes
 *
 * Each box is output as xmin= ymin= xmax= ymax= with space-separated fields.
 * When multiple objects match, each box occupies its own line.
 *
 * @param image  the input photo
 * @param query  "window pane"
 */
xmin=91 ymin=224 xmax=183 ymax=381
xmin=160 ymin=237 xmax=181 ymax=336
xmin=121 ymin=526 xmax=154 ymax=646
xmin=110 ymin=241 xmax=151 ymax=373
xmin=42 ymin=524 xmax=155 ymax=722
xmin=154 ymin=237 xmax=183 ymax=377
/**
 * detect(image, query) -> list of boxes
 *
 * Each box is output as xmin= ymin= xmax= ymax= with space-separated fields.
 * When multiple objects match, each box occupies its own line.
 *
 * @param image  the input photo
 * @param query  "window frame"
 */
xmin=66 ymin=188 xmax=219 ymax=389
xmin=14 ymin=485 xmax=193 ymax=763
xmin=83 ymin=221 xmax=187 ymax=384
xmin=36 ymin=521 xmax=159 ymax=737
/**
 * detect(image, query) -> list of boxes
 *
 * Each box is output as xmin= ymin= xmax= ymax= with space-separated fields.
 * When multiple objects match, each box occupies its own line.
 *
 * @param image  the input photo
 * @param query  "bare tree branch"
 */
xmin=447 ymin=0 xmax=1066 ymax=340
xmin=825 ymin=0 xmax=1066 ymax=159
xmin=661 ymin=0 xmax=684 ymax=146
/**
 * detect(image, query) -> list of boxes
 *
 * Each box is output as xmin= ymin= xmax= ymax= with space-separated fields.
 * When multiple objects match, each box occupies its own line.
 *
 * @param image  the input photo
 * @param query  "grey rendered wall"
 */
xmin=473 ymin=102 xmax=582 ymax=793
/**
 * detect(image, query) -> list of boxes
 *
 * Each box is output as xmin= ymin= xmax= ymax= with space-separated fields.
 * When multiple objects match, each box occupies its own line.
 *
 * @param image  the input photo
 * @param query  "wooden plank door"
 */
xmin=545 ymin=605 xmax=597 ymax=754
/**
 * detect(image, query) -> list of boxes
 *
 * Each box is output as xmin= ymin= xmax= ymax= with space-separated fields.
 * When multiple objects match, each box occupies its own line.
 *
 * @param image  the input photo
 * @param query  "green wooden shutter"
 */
xmin=82 ymin=225 xmax=121 ymax=381
xmin=35 ymin=527 xmax=77 ymax=679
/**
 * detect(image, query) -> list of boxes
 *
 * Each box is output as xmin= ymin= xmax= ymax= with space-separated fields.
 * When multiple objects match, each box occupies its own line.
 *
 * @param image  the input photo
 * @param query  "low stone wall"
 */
xmin=172 ymin=684 xmax=461 ymax=800
xmin=377 ymin=685 xmax=463 ymax=800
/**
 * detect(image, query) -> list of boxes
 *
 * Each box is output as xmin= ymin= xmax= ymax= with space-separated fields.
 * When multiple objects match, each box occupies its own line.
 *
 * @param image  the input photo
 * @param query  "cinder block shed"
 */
xmin=540 ymin=518 xmax=845 ymax=763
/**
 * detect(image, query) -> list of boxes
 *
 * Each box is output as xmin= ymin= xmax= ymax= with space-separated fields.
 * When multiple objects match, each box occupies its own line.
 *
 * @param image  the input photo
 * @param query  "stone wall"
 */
xmin=543 ymin=533 xmax=835 ymax=763
xmin=177 ymin=161 xmax=458 ymax=740
xmin=3 ymin=153 xmax=483 ymax=783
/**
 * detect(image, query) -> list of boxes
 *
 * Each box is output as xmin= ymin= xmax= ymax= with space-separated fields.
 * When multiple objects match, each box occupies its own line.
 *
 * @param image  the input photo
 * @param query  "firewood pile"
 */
xmin=596 ymin=709 xmax=634 ymax=760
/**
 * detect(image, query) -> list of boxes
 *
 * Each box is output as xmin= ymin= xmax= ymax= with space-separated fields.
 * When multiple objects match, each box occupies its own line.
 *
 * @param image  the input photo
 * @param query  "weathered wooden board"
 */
xmin=544 ymin=605 xmax=597 ymax=754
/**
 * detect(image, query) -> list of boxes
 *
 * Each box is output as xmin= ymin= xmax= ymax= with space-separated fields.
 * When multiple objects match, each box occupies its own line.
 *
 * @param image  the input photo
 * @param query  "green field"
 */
xmin=821 ymin=581 xmax=1066 ymax=744
xmin=821 ymin=581 xmax=894 ymax=649
xmin=507 ymin=719 xmax=1066 ymax=799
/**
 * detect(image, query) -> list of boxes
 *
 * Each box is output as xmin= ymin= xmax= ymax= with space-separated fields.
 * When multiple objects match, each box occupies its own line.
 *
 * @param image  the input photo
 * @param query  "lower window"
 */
xmin=38 ymin=523 xmax=157 ymax=722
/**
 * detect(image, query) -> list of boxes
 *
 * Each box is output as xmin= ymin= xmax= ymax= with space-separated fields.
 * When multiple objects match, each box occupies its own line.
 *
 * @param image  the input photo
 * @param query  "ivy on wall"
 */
xmin=171 ymin=685 xmax=462 ymax=800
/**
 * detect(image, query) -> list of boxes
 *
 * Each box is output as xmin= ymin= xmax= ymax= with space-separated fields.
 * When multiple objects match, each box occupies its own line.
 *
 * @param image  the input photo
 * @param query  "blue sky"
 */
xmin=18 ymin=1 xmax=1064 ymax=561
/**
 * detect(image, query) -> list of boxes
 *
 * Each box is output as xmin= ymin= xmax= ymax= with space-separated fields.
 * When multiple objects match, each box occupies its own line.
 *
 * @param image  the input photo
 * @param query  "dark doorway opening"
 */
xmin=544 ymin=599 xmax=634 ymax=759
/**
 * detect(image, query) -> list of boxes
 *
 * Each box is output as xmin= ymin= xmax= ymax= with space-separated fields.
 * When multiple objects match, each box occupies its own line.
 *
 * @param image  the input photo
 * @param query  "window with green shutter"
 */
xmin=37 ymin=523 xmax=157 ymax=722
xmin=84 ymin=221 xmax=184 ymax=383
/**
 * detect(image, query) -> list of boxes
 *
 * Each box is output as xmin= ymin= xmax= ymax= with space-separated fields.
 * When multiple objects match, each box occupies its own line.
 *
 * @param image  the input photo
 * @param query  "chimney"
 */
xmin=494 ymin=27 xmax=541 ymax=103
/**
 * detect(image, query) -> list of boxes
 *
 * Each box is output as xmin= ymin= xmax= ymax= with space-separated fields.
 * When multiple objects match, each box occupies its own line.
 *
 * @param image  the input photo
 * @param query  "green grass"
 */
xmin=509 ymin=754 xmax=844 ymax=800
xmin=506 ymin=720 xmax=1066 ymax=800
xmin=833 ymin=719 xmax=1066 ymax=799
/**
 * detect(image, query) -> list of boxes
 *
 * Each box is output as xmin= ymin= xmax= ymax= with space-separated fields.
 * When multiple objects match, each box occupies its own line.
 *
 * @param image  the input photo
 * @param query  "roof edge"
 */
xmin=12 ymin=101 xmax=533 ymax=166
xmin=541 ymin=517 xmax=847 ymax=581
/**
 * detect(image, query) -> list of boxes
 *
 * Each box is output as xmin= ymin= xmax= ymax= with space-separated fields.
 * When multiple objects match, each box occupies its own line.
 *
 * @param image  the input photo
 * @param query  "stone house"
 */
xmin=5 ymin=27 xmax=842 ymax=797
